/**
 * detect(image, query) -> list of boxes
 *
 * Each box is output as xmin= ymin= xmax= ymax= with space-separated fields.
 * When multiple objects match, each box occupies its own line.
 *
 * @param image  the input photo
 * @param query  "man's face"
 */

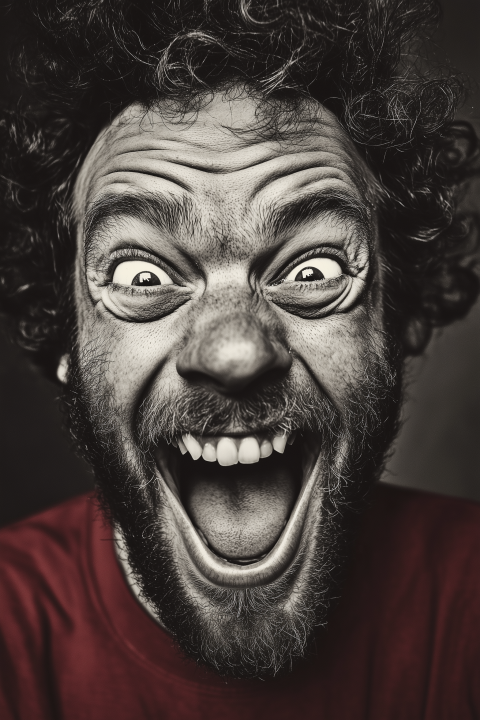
xmin=68 ymin=91 xmax=401 ymax=677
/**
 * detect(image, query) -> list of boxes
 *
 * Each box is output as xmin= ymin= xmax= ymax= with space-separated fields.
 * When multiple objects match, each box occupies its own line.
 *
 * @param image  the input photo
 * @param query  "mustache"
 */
xmin=135 ymin=377 xmax=340 ymax=449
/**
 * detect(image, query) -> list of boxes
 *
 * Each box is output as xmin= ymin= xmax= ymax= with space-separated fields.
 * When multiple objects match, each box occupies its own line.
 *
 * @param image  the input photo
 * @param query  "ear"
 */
xmin=402 ymin=317 xmax=432 ymax=356
xmin=439 ymin=121 xmax=478 ymax=169
xmin=57 ymin=354 xmax=70 ymax=384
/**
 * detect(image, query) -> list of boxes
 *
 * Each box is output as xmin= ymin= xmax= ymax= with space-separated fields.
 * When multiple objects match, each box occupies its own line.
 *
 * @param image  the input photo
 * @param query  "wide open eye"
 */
xmin=284 ymin=257 xmax=342 ymax=283
xmin=112 ymin=260 xmax=173 ymax=287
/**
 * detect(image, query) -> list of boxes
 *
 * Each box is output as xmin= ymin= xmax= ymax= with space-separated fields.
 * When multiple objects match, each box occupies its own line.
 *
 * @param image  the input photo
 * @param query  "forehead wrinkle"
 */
xmin=88 ymin=109 xmax=362 ymax=178
xmin=108 ymin=143 xmax=304 ymax=176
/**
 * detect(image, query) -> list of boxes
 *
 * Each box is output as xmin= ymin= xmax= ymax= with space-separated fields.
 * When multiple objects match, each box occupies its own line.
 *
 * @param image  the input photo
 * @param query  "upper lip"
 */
xmin=155 ymin=429 xmax=322 ymax=589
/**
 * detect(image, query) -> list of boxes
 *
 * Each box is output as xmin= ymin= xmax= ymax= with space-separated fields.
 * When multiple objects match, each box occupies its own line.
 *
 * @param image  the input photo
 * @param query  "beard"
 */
xmin=62 ymin=330 xmax=403 ymax=679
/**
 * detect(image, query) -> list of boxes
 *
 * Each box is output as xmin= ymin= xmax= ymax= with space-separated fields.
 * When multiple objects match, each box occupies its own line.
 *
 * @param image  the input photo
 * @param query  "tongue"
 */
xmin=180 ymin=449 xmax=301 ymax=560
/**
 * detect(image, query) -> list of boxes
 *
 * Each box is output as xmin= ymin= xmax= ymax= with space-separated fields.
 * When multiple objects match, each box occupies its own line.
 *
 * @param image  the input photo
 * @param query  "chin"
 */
xmin=150 ymin=431 xmax=343 ymax=679
xmin=111 ymin=422 xmax=371 ymax=680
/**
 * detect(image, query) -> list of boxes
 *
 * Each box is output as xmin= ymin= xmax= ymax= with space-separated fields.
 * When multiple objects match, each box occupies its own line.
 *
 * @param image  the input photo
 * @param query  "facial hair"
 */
xmin=62 ymin=330 xmax=403 ymax=679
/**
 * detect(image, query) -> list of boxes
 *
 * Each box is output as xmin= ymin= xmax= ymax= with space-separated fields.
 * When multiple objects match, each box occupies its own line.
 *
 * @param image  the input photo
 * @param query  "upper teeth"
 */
xmin=178 ymin=433 xmax=292 ymax=466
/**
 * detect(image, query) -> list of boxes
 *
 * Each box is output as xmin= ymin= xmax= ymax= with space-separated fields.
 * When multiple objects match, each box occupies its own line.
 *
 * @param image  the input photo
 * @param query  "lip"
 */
xmin=155 ymin=434 xmax=322 ymax=588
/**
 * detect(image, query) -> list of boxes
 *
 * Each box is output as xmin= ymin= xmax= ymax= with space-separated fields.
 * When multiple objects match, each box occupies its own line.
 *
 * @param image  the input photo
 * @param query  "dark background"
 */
xmin=0 ymin=0 xmax=479 ymax=528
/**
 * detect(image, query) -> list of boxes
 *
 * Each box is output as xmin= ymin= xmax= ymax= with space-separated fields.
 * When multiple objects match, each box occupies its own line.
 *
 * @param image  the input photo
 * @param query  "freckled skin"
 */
xmin=73 ymin=91 xmax=385 ymax=601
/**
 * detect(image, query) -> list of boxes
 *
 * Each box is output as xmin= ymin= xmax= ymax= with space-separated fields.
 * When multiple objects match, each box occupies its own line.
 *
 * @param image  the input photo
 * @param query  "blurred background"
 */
xmin=0 ymin=0 xmax=478 ymax=527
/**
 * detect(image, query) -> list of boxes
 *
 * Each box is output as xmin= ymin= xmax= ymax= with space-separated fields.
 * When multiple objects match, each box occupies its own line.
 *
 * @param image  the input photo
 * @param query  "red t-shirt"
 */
xmin=0 ymin=483 xmax=479 ymax=719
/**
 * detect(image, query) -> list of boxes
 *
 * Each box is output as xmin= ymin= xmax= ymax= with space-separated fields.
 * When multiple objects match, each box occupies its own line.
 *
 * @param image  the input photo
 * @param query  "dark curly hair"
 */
xmin=0 ymin=0 xmax=478 ymax=380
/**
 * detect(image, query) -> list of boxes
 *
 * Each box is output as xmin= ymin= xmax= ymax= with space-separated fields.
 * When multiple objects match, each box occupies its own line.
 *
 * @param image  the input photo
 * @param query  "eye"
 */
xmin=112 ymin=260 xmax=173 ymax=287
xmin=284 ymin=256 xmax=342 ymax=283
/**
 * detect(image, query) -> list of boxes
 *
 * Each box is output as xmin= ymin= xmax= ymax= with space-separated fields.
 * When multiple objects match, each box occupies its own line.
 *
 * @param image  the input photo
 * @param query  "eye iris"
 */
xmin=295 ymin=266 xmax=324 ymax=282
xmin=132 ymin=271 xmax=161 ymax=286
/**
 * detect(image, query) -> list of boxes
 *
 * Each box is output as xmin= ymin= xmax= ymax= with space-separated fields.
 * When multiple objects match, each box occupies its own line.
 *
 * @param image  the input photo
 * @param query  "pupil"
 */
xmin=295 ymin=266 xmax=324 ymax=282
xmin=132 ymin=271 xmax=161 ymax=286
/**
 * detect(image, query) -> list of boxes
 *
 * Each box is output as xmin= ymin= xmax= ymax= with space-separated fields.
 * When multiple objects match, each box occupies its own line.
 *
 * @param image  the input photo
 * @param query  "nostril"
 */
xmin=178 ymin=365 xmax=288 ymax=395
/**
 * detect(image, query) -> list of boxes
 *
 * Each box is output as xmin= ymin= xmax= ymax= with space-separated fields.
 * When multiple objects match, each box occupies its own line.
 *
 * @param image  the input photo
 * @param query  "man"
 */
xmin=0 ymin=0 xmax=479 ymax=717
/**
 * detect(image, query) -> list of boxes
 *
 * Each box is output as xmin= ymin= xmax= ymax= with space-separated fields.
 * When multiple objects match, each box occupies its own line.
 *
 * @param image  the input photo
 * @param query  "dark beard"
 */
xmin=62 ymin=333 xmax=403 ymax=679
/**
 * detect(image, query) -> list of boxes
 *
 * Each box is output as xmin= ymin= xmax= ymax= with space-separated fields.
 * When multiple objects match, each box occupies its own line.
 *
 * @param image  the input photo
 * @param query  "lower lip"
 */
xmin=157 ymin=450 xmax=322 ymax=589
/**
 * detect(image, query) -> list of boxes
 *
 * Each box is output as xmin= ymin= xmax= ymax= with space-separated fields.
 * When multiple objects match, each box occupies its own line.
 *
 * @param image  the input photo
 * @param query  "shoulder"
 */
xmin=0 ymin=493 xmax=97 ymax=606
xmin=0 ymin=492 xmax=96 ymax=553
xmin=333 ymin=488 xmax=480 ymax=715
xmin=365 ymin=483 xmax=480 ymax=591
xmin=0 ymin=495 xmax=101 ymax=716
xmin=371 ymin=482 xmax=480 ymax=543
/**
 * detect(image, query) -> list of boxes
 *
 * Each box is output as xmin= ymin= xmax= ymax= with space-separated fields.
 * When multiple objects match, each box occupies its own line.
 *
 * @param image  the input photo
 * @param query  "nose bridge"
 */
xmin=201 ymin=280 xmax=255 ymax=317
xmin=189 ymin=279 xmax=272 ymax=341
xmin=176 ymin=285 xmax=291 ymax=393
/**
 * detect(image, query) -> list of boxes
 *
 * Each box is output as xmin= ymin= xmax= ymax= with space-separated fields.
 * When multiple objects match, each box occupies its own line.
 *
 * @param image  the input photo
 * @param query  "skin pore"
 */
xmin=65 ymin=89 xmax=402 ymax=677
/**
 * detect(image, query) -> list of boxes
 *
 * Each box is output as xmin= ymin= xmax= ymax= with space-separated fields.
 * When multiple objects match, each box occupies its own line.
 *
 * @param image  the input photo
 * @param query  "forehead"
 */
xmin=75 ymin=93 xmax=373 ymax=228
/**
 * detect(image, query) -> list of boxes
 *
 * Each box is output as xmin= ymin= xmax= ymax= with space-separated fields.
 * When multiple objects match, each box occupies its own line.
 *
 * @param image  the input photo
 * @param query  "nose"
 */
xmin=176 ymin=312 xmax=292 ymax=393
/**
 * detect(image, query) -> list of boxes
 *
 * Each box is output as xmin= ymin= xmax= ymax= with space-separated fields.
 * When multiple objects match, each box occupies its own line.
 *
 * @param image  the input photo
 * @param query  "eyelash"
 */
xmin=100 ymin=246 xmax=347 ymax=293
xmin=274 ymin=247 xmax=347 ymax=284
xmin=105 ymin=248 xmax=179 ymax=286
xmin=109 ymin=283 xmax=167 ymax=298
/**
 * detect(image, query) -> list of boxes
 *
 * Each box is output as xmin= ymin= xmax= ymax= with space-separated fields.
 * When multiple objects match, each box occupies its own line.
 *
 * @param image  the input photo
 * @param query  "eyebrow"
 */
xmin=261 ymin=188 xmax=372 ymax=241
xmin=83 ymin=191 xmax=197 ymax=261
xmin=83 ymin=185 xmax=372 ymax=265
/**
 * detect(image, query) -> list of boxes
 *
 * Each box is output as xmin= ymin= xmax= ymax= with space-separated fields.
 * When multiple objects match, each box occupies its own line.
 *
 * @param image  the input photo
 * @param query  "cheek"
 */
xmin=105 ymin=316 xmax=186 ymax=411
xmin=284 ymin=305 xmax=383 ymax=405
xmin=75 ymin=278 xmax=185 ymax=415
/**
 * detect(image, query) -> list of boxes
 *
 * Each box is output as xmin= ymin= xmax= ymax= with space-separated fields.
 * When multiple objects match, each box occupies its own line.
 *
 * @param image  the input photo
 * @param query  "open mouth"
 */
xmin=155 ymin=430 xmax=321 ymax=588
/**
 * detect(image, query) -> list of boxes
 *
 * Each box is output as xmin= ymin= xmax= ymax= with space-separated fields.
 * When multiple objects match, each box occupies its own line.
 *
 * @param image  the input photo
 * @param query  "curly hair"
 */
xmin=0 ymin=0 xmax=478 ymax=379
